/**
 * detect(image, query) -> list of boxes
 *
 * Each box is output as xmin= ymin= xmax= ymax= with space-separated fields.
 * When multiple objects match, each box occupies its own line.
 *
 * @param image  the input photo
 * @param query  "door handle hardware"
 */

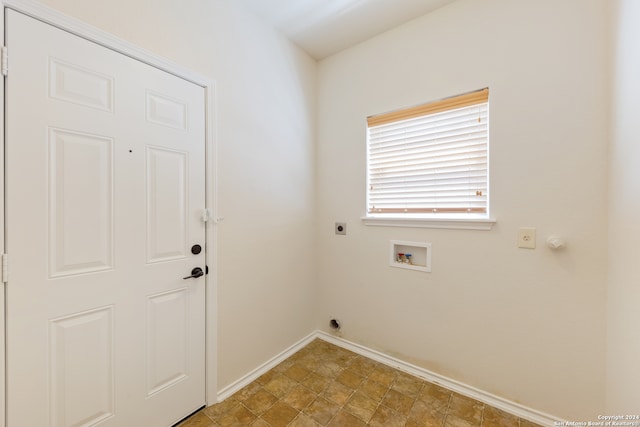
xmin=183 ymin=267 xmax=204 ymax=279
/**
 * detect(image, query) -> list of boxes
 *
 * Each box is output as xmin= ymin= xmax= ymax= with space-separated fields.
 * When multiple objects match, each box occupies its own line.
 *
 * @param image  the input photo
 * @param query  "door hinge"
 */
xmin=1 ymin=46 xmax=7 ymax=76
xmin=2 ymin=254 xmax=8 ymax=284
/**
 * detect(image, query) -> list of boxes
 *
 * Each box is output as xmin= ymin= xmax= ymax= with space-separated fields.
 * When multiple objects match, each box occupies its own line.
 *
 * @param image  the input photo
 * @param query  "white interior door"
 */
xmin=5 ymin=10 xmax=206 ymax=427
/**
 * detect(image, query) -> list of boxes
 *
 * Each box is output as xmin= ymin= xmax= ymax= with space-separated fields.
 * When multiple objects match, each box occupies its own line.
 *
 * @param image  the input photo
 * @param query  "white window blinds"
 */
xmin=367 ymin=88 xmax=489 ymax=215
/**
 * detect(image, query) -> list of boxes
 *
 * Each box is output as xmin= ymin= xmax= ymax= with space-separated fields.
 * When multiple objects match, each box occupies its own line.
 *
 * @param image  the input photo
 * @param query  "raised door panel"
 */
xmin=49 ymin=306 xmax=115 ymax=427
xmin=146 ymin=147 xmax=188 ymax=264
xmin=146 ymin=288 xmax=189 ymax=396
xmin=48 ymin=128 xmax=113 ymax=278
xmin=49 ymin=58 xmax=114 ymax=113
xmin=145 ymin=90 xmax=187 ymax=131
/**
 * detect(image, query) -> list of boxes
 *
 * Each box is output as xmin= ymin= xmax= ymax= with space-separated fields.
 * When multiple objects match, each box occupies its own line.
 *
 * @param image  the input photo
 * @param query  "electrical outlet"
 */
xmin=335 ymin=222 xmax=346 ymax=235
xmin=518 ymin=227 xmax=536 ymax=249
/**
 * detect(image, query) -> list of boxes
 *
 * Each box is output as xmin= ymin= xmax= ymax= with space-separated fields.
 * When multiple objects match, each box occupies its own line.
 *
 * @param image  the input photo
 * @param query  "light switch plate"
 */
xmin=518 ymin=227 xmax=536 ymax=249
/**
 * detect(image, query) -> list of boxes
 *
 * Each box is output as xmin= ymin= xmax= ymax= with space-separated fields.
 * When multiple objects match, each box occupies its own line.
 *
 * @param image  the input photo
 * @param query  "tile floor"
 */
xmin=177 ymin=339 xmax=543 ymax=427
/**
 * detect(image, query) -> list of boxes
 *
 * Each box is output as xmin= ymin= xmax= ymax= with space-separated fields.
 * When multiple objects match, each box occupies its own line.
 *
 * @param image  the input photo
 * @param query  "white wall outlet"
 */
xmin=518 ymin=227 xmax=536 ymax=249
xmin=335 ymin=222 xmax=346 ymax=235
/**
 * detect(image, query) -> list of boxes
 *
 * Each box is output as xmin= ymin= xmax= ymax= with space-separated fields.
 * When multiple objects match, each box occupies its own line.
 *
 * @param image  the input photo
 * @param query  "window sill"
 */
xmin=361 ymin=216 xmax=496 ymax=231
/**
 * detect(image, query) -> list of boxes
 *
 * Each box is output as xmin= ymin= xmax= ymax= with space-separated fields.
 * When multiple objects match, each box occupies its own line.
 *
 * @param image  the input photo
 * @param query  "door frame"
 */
xmin=0 ymin=0 xmax=219 ymax=425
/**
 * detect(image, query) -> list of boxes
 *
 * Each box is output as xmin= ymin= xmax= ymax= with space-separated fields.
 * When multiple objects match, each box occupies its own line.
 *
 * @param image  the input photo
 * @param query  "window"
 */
xmin=365 ymin=88 xmax=492 ymax=228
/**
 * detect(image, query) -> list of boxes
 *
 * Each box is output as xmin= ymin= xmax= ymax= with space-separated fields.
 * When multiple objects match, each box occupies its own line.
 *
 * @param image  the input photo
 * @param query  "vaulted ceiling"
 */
xmin=236 ymin=0 xmax=458 ymax=59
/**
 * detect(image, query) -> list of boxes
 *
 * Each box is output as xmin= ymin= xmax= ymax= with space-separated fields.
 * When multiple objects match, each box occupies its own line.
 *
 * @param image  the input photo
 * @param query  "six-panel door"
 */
xmin=5 ymin=10 xmax=206 ymax=427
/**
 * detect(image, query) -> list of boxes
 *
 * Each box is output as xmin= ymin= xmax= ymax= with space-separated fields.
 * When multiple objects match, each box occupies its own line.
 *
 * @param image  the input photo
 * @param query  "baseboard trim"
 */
xmin=216 ymin=332 xmax=317 ymax=402
xmin=217 ymin=330 xmax=560 ymax=426
xmin=315 ymin=331 xmax=559 ymax=427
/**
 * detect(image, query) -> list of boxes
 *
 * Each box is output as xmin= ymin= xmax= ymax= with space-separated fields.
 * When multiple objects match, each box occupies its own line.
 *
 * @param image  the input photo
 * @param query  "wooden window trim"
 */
xmin=367 ymin=88 xmax=489 ymax=127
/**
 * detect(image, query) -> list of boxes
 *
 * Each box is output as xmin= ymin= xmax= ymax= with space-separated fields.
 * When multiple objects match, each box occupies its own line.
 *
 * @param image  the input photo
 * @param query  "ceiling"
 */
xmin=236 ymin=0 xmax=458 ymax=60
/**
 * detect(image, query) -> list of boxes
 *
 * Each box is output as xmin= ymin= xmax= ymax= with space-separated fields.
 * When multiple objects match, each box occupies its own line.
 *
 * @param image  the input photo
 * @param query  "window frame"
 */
xmin=363 ymin=89 xmax=495 ymax=230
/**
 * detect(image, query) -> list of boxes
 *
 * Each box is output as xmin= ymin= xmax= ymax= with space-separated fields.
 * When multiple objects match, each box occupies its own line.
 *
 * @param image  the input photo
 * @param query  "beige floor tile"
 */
xmin=256 ymin=370 xmax=278 ymax=386
xmin=445 ymin=414 xmax=480 ymax=427
xmin=482 ymin=406 xmax=519 ymax=427
xmin=336 ymin=369 xmax=365 ymax=389
xmin=282 ymin=384 xmax=318 ymax=411
xmin=301 ymin=372 xmax=332 ymax=394
xmin=328 ymin=410 xmax=368 ymax=427
xmin=175 ymin=411 xmax=215 ymax=427
xmin=298 ymin=356 xmax=322 ymax=372
xmin=250 ymin=418 xmax=272 ymax=427
xmin=315 ymin=361 xmax=344 ymax=379
xmin=418 ymin=384 xmax=452 ymax=412
xmin=358 ymin=378 xmax=389 ymax=401
xmin=203 ymin=398 xmax=239 ymax=421
xmin=382 ymin=388 xmax=415 ymax=416
xmin=242 ymin=389 xmax=278 ymax=415
xmin=344 ymin=391 xmax=379 ymax=423
xmin=368 ymin=366 xmax=397 ymax=387
xmin=368 ymin=404 xmax=407 ymax=427
xmin=285 ymin=363 xmax=312 ymax=382
xmin=348 ymin=356 xmax=379 ymax=378
xmin=216 ymin=404 xmax=256 ymax=427
xmin=448 ymin=394 xmax=484 ymax=425
xmin=231 ymin=381 xmax=262 ymax=402
xmin=289 ymin=412 xmax=323 ymax=427
xmin=408 ymin=399 xmax=447 ymax=425
xmin=303 ymin=396 xmax=341 ymax=425
xmin=263 ymin=373 xmax=299 ymax=398
xmin=260 ymin=401 xmax=299 ymax=427
xmin=323 ymin=381 xmax=355 ymax=406
xmin=331 ymin=350 xmax=358 ymax=366
xmin=274 ymin=358 xmax=296 ymax=373
xmin=392 ymin=372 xmax=424 ymax=399
xmin=406 ymin=415 xmax=446 ymax=427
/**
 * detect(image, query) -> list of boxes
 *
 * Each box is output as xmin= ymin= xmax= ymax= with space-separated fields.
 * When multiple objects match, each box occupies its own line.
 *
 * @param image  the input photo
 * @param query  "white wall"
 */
xmin=36 ymin=0 xmax=318 ymax=391
xmin=316 ymin=0 xmax=609 ymax=419
xmin=607 ymin=0 xmax=640 ymax=412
